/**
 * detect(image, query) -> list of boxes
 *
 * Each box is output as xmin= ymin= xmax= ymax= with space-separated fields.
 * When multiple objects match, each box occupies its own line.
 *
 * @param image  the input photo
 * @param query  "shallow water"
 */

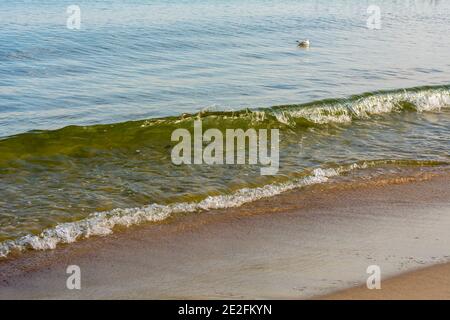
xmin=0 ymin=0 xmax=449 ymax=257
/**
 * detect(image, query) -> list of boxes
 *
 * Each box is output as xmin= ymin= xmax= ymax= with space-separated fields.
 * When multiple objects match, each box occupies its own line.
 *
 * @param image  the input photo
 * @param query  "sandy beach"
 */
xmin=322 ymin=261 xmax=450 ymax=300
xmin=0 ymin=168 xmax=449 ymax=299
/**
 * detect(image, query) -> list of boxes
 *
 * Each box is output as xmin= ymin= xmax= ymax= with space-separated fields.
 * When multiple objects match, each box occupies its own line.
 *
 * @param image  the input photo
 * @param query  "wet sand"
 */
xmin=1 ymin=169 xmax=449 ymax=299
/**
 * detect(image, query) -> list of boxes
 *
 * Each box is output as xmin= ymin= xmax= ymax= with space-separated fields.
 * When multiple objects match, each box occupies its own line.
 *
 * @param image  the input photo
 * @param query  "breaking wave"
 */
xmin=269 ymin=85 xmax=450 ymax=125
xmin=0 ymin=165 xmax=351 ymax=258
xmin=1 ymin=85 xmax=449 ymax=258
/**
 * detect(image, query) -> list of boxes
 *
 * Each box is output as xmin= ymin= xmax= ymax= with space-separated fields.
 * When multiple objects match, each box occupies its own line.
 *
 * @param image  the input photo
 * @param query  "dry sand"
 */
xmin=0 ymin=169 xmax=449 ymax=299
xmin=321 ymin=261 xmax=450 ymax=300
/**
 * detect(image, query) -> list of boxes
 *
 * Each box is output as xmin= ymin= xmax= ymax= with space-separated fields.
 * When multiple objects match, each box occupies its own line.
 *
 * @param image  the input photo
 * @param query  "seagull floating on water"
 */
xmin=297 ymin=39 xmax=310 ymax=48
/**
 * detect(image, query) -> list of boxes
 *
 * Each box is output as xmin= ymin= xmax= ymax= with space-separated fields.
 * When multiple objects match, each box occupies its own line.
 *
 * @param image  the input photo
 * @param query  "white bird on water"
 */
xmin=297 ymin=39 xmax=310 ymax=48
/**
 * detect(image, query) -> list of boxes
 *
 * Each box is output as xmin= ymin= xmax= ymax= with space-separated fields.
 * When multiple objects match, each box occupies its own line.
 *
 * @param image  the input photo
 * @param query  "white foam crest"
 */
xmin=408 ymin=89 xmax=450 ymax=112
xmin=281 ymin=106 xmax=352 ymax=124
xmin=277 ymin=88 xmax=450 ymax=125
xmin=0 ymin=166 xmax=350 ymax=258
xmin=349 ymin=94 xmax=400 ymax=118
xmin=137 ymin=88 xmax=450 ymax=128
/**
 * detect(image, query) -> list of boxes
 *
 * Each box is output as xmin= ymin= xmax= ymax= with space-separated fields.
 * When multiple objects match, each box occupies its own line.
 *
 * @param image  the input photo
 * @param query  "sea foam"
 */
xmin=0 ymin=166 xmax=347 ymax=258
xmin=272 ymin=87 xmax=450 ymax=125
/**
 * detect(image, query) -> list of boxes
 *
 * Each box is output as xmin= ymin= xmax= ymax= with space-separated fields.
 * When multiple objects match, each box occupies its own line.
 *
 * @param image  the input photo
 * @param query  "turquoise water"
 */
xmin=0 ymin=0 xmax=449 ymax=257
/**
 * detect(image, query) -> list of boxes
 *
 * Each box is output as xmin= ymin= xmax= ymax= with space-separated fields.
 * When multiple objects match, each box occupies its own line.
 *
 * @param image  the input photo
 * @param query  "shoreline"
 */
xmin=1 ymin=168 xmax=449 ymax=299
xmin=320 ymin=261 xmax=450 ymax=300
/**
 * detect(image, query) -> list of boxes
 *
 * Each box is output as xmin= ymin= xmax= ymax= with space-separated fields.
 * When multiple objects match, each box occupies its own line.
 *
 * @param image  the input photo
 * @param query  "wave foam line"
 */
xmin=136 ymin=87 xmax=450 ymax=131
xmin=0 ymin=167 xmax=348 ymax=258
xmin=271 ymin=86 xmax=450 ymax=125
